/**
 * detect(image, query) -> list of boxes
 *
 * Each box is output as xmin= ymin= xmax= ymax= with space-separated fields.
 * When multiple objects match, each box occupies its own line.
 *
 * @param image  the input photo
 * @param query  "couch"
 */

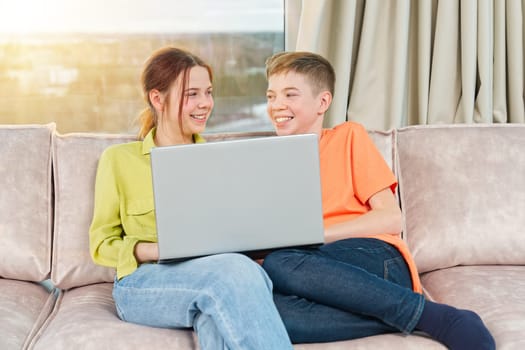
xmin=1 ymin=123 xmax=524 ymax=349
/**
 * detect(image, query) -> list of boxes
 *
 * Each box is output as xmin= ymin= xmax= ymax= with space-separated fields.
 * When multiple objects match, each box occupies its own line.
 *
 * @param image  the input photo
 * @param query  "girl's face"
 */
xmin=163 ymin=66 xmax=214 ymax=138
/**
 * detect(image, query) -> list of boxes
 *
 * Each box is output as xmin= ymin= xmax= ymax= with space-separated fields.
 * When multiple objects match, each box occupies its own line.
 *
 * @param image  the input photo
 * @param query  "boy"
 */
xmin=262 ymin=51 xmax=495 ymax=350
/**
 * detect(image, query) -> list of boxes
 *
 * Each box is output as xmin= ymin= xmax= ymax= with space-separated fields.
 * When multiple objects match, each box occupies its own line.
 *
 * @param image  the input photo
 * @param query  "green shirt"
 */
xmin=89 ymin=128 xmax=206 ymax=279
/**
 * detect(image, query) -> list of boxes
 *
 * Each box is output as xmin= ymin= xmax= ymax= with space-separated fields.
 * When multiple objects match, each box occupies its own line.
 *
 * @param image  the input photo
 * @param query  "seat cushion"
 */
xmin=0 ymin=124 xmax=54 ymax=281
xmin=28 ymin=283 xmax=446 ymax=350
xmin=0 ymin=279 xmax=56 ymax=349
xmin=30 ymin=283 xmax=197 ymax=350
xmin=292 ymin=333 xmax=444 ymax=349
xmin=421 ymin=265 xmax=525 ymax=350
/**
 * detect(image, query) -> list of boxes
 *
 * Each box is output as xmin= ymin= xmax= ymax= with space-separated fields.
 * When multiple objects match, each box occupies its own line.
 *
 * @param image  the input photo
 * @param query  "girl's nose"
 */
xmin=198 ymin=94 xmax=213 ymax=108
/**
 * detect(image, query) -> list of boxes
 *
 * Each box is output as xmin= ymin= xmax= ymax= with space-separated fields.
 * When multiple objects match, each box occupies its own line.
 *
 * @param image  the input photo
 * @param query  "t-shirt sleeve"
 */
xmin=350 ymin=124 xmax=397 ymax=205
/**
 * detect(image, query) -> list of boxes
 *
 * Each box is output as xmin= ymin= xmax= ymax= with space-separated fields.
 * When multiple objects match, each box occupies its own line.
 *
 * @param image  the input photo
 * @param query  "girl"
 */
xmin=89 ymin=47 xmax=292 ymax=350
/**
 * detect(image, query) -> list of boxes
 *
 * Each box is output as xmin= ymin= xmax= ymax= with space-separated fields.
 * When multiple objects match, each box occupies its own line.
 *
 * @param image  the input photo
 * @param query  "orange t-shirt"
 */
xmin=319 ymin=122 xmax=422 ymax=293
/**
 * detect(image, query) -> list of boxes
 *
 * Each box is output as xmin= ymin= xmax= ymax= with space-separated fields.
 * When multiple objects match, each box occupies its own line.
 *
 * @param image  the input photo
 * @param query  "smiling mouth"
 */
xmin=191 ymin=114 xmax=207 ymax=121
xmin=275 ymin=116 xmax=293 ymax=123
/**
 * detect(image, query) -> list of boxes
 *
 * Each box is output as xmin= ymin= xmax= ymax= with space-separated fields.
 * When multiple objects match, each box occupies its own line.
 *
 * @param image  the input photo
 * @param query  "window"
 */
xmin=0 ymin=0 xmax=284 ymax=133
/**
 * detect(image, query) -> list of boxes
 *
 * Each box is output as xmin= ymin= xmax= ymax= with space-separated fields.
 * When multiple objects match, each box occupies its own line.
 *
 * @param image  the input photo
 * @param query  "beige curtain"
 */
xmin=286 ymin=0 xmax=525 ymax=130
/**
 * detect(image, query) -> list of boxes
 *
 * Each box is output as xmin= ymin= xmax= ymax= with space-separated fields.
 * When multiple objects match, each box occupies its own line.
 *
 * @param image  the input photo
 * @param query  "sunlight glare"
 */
xmin=0 ymin=1 xmax=71 ymax=34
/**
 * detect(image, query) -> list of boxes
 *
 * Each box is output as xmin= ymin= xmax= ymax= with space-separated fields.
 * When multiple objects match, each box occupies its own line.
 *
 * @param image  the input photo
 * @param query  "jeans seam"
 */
xmin=114 ymin=301 xmax=126 ymax=321
xmin=383 ymin=259 xmax=390 ymax=280
xmin=383 ymin=256 xmax=405 ymax=281
xmin=113 ymin=279 xmax=126 ymax=321
xmin=383 ymin=257 xmax=423 ymax=334
xmin=404 ymin=293 xmax=425 ymax=334
xmin=115 ymin=283 xmax=243 ymax=349
xmin=201 ymin=289 xmax=239 ymax=349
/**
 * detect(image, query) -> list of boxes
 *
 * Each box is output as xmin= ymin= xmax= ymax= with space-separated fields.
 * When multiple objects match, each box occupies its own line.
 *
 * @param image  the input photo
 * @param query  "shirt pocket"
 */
xmin=124 ymin=198 xmax=157 ymax=239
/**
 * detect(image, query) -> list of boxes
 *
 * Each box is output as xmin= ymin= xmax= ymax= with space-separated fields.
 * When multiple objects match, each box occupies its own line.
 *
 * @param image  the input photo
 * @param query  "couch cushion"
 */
xmin=51 ymin=131 xmax=273 ymax=290
xmin=203 ymin=131 xmax=275 ymax=142
xmin=421 ymin=265 xmax=525 ymax=350
xmin=293 ymin=333 xmax=444 ymax=349
xmin=28 ymin=283 xmax=444 ymax=350
xmin=0 ymin=124 xmax=54 ymax=281
xmin=30 ymin=283 xmax=197 ymax=350
xmin=206 ymin=130 xmax=395 ymax=169
xmin=0 ymin=279 xmax=57 ymax=349
xmin=396 ymin=124 xmax=525 ymax=273
xmin=51 ymin=133 xmax=135 ymax=290
xmin=51 ymin=129 xmax=394 ymax=290
xmin=367 ymin=129 xmax=395 ymax=171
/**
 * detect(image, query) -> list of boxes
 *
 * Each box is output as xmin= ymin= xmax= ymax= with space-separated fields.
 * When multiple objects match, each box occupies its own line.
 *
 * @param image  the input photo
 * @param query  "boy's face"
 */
xmin=266 ymin=71 xmax=327 ymax=136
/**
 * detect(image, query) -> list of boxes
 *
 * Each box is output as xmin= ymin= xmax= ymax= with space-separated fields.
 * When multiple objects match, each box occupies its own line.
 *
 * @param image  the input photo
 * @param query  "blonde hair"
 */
xmin=137 ymin=47 xmax=213 ymax=139
xmin=265 ymin=51 xmax=335 ymax=96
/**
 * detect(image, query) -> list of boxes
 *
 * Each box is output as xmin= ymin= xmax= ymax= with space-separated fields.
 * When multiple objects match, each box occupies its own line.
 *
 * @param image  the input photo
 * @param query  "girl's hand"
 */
xmin=134 ymin=242 xmax=159 ymax=263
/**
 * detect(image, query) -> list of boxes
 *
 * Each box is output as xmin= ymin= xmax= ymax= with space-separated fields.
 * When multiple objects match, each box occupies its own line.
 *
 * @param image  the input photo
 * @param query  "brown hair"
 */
xmin=265 ymin=51 xmax=335 ymax=96
xmin=137 ymin=47 xmax=213 ymax=139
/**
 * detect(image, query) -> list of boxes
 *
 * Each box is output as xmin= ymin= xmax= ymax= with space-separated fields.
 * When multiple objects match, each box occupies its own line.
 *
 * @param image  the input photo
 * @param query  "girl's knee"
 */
xmin=212 ymin=253 xmax=256 ymax=273
xmin=210 ymin=253 xmax=272 ymax=290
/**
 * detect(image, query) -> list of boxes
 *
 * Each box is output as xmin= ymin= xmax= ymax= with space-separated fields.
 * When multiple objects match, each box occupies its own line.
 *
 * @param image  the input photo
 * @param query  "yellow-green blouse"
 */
xmin=89 ymin=128 xmax=205 ymax=279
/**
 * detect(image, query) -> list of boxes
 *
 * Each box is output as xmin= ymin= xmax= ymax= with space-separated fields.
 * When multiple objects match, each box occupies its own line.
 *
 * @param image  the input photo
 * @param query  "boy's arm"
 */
xmin=324 ymin=187 xmax=402 ymax=243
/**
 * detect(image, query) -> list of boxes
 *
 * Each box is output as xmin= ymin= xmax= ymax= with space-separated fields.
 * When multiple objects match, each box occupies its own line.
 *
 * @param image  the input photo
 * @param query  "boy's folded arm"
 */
xmin=324 ymin=187 xmax=402 ymax=243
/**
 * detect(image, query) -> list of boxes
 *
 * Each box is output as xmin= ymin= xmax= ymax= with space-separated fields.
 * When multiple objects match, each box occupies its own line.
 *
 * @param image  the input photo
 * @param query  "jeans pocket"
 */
xmin=383 ymin=256 xmax=412 ymax=288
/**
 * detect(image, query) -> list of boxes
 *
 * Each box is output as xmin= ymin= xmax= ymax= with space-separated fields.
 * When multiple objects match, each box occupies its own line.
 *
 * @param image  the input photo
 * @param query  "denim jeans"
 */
xmin=262 ymin=238 xmax=426 ymax=343
xmin=113 ymin=253 xmax=293 ymax=350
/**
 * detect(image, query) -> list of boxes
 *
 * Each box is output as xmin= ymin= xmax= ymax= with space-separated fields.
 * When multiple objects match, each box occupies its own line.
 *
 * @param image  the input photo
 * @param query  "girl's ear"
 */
xmin=149 ymin=89 xmax=164 ymax=112
xmin=318 ymin=90 xmax=333 ymax=114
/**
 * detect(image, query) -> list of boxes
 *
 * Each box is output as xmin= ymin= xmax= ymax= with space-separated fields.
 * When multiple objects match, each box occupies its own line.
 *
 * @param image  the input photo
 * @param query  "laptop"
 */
xmin=150 ymin=133 xmax=325 ymax=263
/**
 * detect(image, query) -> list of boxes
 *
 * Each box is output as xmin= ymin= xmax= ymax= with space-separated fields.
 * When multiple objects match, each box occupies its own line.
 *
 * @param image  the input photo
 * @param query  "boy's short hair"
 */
xmin=265 ymin=51 xmax=335 ymax=96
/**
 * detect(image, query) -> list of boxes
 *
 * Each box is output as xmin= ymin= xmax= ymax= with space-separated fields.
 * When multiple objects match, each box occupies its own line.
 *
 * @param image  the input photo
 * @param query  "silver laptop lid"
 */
xmin=151 ymin=133 xmax=324 ymax=262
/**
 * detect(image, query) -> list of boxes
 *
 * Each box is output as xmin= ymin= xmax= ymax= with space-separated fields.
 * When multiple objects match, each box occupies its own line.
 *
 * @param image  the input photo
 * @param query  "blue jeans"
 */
xmin=113 ymin=253 xmax=293 ymax=350
xmin=262 ymin=238 xmax=425 ymax=343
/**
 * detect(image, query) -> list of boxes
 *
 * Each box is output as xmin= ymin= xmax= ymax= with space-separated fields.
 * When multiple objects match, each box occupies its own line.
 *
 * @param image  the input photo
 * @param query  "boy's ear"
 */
xmin=318 ymin=90 xmax=333 ymax=115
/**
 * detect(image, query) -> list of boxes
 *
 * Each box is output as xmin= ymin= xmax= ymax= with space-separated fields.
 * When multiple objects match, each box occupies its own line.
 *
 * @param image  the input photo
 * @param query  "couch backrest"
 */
xmin=396 ymin=124 xmax=525 ymax=273
xmin=0 ymin=124 xmax=54 ymax=281
xmin=50 ymin=129 xmax=395 ymax=290
xmin=51 ymin=132 xmax=136 ymax=290
xmin=368 ymin=129 xmax=396 ymax=171
xmin=50 ymin=131 xmax=279 ymax=289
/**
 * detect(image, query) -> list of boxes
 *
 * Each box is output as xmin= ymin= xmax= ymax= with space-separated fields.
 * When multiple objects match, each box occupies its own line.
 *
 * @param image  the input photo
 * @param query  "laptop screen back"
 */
xmin=150 ymin=133 xmax=324 ymax=262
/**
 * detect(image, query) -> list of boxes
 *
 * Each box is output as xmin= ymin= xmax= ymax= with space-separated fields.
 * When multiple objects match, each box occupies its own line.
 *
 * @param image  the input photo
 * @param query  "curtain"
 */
xmin=286 ymin=0 xmax=525 ymax=130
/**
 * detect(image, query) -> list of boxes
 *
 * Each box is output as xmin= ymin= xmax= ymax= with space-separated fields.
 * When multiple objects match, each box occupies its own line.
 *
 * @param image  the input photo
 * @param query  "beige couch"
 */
xmin=1 ymin=123 xmax=524 ymax=350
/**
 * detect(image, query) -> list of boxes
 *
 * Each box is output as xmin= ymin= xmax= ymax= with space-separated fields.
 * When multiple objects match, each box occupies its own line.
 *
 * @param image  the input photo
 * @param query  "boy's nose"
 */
xmin=270 ymin=96 xmax=286 ymax=110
